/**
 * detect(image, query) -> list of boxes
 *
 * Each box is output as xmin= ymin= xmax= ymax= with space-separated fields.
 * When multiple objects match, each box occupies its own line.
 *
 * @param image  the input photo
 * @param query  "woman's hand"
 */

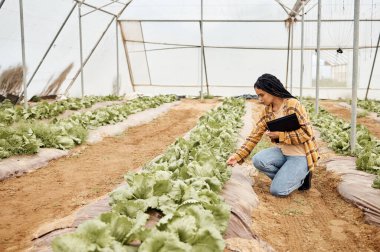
xmin=265 ymin=130 xmax=280 ymax=140
xmin=226 ymin=155 xmax=238 ymax=166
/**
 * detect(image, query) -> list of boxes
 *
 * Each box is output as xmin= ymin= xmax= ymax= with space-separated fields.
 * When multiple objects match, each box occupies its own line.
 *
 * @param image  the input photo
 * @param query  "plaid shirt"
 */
xmin=233 ymin=98 xmax=319 ymax=171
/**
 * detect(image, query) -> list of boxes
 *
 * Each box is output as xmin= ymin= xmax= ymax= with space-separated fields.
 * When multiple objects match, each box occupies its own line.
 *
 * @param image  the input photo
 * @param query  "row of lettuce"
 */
xmin=305 ymin=102 xmax=380 ymax=189
xmin=52 ymin=98 xmax=245 ymax=252
xmin=356 ymin=100 xmax=380 ymax=116
xmin=0 ymin=95 xmax=122 ymax=125
xmin=0 ymin=95 xmax=177 ymax=159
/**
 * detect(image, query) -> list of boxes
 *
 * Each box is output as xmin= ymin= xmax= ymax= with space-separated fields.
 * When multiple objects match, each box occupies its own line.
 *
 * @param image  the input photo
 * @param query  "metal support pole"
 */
xmin=286 ymin=21 xmax=291 ymax=89
xmin=26 ymin=3 xmax=77 ymax=89
xmin=300 ymin=0 xmax=305 ymax=101
xmin=350 ymin=0 xmax=360 ymax=154
xmin=201 ymin=40 xmax=210 ymax=96
xmin=199 ymin=0 xmax=204 ymax=99
xmin=78 ymin=3 xmax=85 ymax=97
xmin=315 ymin=0 xmax=321 ymax=113
xmin=200 ymin=0 xmax=209 ymax=96
xmin=0 ymin=0 xmax=6 ymax=9
xmin=19 ymin=0 xmax=27 ymax=108
xmin=290 ymin=18 xmax=294 ymax=94
xmin=118 ymin=22 xmax=136 ymax=92
xmin=116 ymin=19 xmax=120 ymax=95
xmin=365 ymin=32 xmax=380 ymax=100
xmin=139 ymin=22 xmax=152 ymax=85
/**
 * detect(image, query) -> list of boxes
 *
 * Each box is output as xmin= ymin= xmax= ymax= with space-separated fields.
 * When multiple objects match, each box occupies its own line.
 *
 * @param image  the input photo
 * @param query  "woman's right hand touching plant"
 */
xmin=226 ymin=155 xmax=238 ymax=166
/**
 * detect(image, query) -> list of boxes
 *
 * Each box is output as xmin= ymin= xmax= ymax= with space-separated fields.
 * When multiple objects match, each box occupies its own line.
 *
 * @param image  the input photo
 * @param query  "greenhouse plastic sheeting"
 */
xmin=0 ymin=149 xmax=68 ymax=181
xmin=325 ymin=156 xmax=380 ymax=227
xmin=222 ymin=165 xmax=275 ymax=252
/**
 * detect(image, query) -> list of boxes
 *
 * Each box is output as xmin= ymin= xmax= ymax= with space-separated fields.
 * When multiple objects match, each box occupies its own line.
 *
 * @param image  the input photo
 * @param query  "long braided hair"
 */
xmin=254 ymin=73 xmax=295 ymax=99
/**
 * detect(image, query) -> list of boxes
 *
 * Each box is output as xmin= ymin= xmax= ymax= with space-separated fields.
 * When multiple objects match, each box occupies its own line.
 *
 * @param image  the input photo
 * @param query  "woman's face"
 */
xmin=255 ymin=88 xmax=274 ymax=106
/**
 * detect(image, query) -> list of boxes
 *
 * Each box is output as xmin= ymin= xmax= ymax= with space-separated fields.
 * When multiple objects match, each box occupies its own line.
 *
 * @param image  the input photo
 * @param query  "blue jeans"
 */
xmin=252 ymin=147 xmax=309 ymax=196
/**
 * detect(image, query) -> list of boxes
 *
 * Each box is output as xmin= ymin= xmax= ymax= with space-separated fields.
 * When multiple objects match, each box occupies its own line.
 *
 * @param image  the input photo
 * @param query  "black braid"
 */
xmin=254 ymin=73 xmax=295 ymax=99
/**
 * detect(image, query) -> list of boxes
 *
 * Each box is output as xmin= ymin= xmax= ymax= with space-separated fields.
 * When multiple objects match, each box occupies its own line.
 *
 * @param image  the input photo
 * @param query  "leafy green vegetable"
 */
xmin=0 ymin=95 xmax=123 ymax=125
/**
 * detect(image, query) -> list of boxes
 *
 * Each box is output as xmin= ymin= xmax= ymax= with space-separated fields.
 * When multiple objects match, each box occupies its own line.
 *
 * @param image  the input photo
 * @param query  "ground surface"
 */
xmin=249 ymin=100 xmax=380 ymax=252
xmin=0 ymin=99 xmax=218 ymax=252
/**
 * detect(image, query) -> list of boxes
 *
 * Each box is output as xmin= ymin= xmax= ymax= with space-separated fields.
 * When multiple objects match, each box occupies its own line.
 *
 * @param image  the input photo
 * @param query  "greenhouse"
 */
xmin=0 ymin=0 xmax=380 ymax=251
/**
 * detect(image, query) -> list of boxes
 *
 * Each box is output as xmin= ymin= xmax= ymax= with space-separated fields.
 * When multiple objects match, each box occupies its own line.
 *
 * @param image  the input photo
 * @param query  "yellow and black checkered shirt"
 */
xmin=233 ymin=98 xmax=319 ymax=171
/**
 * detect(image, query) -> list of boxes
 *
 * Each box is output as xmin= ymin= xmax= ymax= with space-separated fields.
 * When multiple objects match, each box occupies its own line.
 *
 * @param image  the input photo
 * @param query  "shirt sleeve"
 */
xmin=278 ymin=100 xmax=313 ymax=145
xmin=233 ymin=108 xmax=267 ymax=164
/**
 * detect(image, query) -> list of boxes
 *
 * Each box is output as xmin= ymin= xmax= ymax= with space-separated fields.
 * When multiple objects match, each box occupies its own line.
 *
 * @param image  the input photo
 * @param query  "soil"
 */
xmin=319 ymin=100 xmax=380 ymax=139
xmin=0 ymin=98 xmax=218 ymax=252
xmin=249 ymin=100 xmax=380 ymax=252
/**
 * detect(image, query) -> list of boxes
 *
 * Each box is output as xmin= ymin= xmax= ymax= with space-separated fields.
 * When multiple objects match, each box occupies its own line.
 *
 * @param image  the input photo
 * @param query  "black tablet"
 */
xmin=267 ymin=113 xmax=301 ymax=132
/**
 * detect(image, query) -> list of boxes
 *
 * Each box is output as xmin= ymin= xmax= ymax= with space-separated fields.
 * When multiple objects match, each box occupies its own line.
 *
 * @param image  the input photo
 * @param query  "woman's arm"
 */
xmin=278 ymin=101 xmax=313 ymax=145
xmin=231 ymin=109 xmax=267 ymax=164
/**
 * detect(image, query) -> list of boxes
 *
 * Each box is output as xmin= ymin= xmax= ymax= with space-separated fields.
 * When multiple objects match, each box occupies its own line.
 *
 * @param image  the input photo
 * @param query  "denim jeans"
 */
xmin=252 ymin=147 xmax=309 ymax=196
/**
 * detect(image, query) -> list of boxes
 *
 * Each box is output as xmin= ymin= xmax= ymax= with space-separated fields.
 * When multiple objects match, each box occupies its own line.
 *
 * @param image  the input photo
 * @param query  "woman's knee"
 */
xmin=269 ymin=185 xmax=290 ymax=197
xmin=252 ymin=154 xmax=265 ymax=170
xmin=269 ymin=178 xmax=293 ymax=196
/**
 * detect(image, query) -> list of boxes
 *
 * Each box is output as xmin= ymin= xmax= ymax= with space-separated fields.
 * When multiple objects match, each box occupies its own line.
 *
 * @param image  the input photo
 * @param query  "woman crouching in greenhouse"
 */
xmin=227 ymin=73 xmax=319 ymax=196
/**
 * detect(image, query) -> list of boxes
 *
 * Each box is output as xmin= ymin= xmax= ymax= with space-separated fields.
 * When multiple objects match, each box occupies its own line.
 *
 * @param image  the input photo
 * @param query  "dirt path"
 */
xmin=0 ymin=99 xmax=218 ymax=252
xmin=319 ymin=100 xmax=380 ymax=139
xmin=248 ymin=101 xmax=380 ymax=252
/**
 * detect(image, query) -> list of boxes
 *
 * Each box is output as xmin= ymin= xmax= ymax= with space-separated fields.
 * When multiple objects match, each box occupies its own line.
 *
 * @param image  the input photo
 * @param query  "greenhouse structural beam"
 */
xmin=200 ymin=0 xmax=209 ymax=97
xmin=73 ymin=0 xmax=117 ymax=17
xmin=350 ymin=0 xmax=360 ymax=154
xmin=119 ymin=22 xmax=136 ymax=92
xmin=289 ymin=0 xmax=311 ymax=17
xmin=299 ymin=0 xmax=305 ymax=101
xmin=365 ymin=32 xmax=380 ymax=100
xmin=81 ymin=1 xmax=116 ymax=17
xmin=124 ymin=39 xmax=379 ymax=51
xmin=290 ymin=18 xmax=294 ymax=93
xmin=274 ymin=0 xmax=292 ymax=15
xmin=133 ymin=84 xmax=380 ymax=90
xmin=305 ymin=2 xmax=318 ymax=15
xmin=130 ymin=46 xmax=199 ymax=53
xmin=25 ymin=3 xmax=78 ymax=89
xmin=116 ymin=1 xmax=136 ymax=92
xmin=139 ymin=22 xmax=152 ymax=85
xmin=19 ymin=0 xmax=27 ymax=108
xmin=78 ymin=2 xmax=85 ymax=97
xmin=134 ymin=84 xmax=254 ymax=88
xmin=0 ymin=0 xmax=5 ymax=9
xmin=119 ymin=19 xmax=380 ymax=22
xmin=199 ymin=0 xmax=204 ymax=99
xmin=285 ymin=21 xmax=291 ymax=88
xmin=315 ymin=0 xmax=321 ymax=114
xmin=116 ymin=20 xmax=120 ymax=94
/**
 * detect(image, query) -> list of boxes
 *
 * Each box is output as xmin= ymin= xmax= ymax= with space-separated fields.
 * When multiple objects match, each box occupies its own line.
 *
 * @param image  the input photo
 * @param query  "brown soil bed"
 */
xmin=0 ymin=99 xmax=218 ymax=252
xmin=249 ymin=100 xmax=380 ymax=252
xmin=319 ymin=100 xmax=380 ymax=139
